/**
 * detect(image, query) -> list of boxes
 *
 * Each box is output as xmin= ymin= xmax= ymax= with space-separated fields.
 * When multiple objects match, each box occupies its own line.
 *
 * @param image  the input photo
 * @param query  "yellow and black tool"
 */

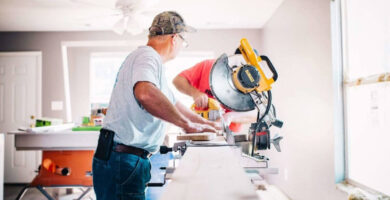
xmin=209 ymin=38 xmax=279 ymax=111
xmin=233 ymin=38 xmax=278 ymax=93
xmin=191 ymin=98 xmax=220 ymax=121
xmin=209 ymin=38 xmax=283 ymax=154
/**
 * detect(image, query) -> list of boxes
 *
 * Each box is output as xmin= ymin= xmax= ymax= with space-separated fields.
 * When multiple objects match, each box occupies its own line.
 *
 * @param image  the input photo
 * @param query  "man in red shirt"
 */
xmin=173 ymin=53 xmax=257 ymax=133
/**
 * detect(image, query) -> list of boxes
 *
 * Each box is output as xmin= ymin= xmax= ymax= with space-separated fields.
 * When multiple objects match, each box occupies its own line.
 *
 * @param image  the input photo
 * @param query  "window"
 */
xmin=90 ymin=52 xmax=128 ymax=109
xmin=341 ymin=0 xmax=390 ymax=195
xmin=164 ymin=52 xmax=214 ymax=107
xmin=89 ymin=51 xmax=214 ymax=109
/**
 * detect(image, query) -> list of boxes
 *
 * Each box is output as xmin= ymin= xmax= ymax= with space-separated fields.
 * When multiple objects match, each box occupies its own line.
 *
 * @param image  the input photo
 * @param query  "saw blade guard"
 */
xmin=209 ymin=53 xmax=256 ymax=111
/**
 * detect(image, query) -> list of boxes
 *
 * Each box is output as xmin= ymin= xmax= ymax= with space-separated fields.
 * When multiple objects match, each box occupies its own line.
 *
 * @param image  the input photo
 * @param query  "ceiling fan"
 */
xmin=112 ymin=0 xmax=160 ymax=35
xmin=73 ymin=0 xmax=160 ymax=35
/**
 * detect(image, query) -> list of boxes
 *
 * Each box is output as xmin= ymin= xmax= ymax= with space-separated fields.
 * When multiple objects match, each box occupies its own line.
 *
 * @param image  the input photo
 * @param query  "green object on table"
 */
xmin=35 ymin=118 xmax=63 ymax=127
xmin=82 ymin=116 xmax=90 ymax=125
xmin=72 ymin=126 xmax=102 ymax=131
xmin=36 ymin=120 xmax=51 ymax=127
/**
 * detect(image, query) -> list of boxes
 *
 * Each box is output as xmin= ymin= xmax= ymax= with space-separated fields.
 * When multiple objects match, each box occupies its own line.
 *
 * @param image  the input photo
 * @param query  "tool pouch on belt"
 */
xmin=94 ymin=128 xmax=115 ymax=161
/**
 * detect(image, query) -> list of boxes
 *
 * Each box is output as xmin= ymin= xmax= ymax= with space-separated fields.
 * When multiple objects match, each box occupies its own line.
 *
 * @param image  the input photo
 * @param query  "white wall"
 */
xmin=259 ymin=0 xmax=347 ymax=199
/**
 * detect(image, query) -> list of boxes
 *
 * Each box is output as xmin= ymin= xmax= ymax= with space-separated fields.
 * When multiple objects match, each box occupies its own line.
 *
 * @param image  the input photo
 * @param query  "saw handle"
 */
xmin=260 ymin=55 xmax=278 ymax=82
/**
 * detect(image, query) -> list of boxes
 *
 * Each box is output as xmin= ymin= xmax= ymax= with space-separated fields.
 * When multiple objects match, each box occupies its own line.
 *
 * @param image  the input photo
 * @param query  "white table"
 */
xmin=8 ymin=131 xmax=99 ymax=150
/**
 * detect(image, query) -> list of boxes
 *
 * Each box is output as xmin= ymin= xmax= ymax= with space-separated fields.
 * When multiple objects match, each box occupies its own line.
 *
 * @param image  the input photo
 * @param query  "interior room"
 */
xmin=0 ymin=0 xmax=389 ymax=199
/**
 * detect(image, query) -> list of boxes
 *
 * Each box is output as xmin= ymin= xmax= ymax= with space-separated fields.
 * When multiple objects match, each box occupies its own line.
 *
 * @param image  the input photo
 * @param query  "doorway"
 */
xmin=0 ymin=52 xmax=42 ymax=183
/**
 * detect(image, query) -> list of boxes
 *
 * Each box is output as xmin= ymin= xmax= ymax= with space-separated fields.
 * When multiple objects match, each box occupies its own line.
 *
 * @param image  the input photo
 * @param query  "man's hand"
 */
xmin=204 ymin=120 xmax=223 ymax=131
xmin=173 ymin=75 xmax=208 ymax=109
xmin=183 ymin=121 xmax=217 ymax=133
xmin=175 ymin=101 xmax=222 ymax=133
xmin=192 ymin=92 xmax=209 ymax=109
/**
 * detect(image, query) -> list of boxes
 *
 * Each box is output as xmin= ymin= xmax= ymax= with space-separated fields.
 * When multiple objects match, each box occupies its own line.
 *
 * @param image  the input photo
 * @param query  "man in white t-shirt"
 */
xmin=92 ymin=11 xmax=220 ymax=200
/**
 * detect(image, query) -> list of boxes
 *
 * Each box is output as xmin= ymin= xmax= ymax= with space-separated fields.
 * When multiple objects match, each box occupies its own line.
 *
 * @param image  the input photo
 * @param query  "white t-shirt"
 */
xmin=103 ymin=46 xmax=176 ymax=153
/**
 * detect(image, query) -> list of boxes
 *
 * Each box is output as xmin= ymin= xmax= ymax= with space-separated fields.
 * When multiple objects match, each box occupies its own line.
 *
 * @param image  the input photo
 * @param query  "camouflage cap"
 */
xmin=149 ymin=11 xmax=196 ymax=36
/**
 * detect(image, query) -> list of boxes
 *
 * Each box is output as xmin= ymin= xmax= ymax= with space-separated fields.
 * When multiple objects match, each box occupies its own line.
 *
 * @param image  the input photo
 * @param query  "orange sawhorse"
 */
xmin=16 ymin=150 xmax=94 ymax=200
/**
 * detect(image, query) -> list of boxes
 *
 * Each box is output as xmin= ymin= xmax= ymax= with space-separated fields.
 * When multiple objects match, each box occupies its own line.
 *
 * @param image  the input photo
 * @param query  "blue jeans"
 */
xmin=92 ymin=147 xmax=151 ymax=200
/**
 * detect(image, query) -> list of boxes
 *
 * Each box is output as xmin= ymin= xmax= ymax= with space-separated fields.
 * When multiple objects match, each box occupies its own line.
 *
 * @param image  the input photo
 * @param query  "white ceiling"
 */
xmin=0 ymin=0 xmax=284 ymax=32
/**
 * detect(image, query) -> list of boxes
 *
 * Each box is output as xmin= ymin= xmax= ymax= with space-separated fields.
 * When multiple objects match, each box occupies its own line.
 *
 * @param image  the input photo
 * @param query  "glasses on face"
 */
xmin=177 ymin=34 xmax=189 ymax=48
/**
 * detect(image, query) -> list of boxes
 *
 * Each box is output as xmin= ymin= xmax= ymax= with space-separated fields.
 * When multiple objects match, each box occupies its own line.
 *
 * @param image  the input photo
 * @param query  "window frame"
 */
xmin=332 ymin=0 xmax=390 ymax=196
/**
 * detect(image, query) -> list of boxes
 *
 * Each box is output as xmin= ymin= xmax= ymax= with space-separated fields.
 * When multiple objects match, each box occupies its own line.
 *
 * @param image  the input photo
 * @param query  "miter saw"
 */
xmin=210 ymin=38 xmax=284 ymax=157
xmin=157 ymin=42 xmax=283 ymax=185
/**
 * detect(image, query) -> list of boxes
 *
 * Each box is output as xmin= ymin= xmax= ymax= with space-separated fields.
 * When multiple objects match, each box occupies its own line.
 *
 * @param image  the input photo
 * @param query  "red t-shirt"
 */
xmin=179 ymin=59 xmax=242 ymax=132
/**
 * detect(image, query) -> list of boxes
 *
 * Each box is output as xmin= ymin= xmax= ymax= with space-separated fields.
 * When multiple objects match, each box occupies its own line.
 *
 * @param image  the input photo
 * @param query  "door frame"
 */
xmin=0 ymin=51 xmax=42 ymax=182
xmin=0 ymin=51 xmax=42 ymax=119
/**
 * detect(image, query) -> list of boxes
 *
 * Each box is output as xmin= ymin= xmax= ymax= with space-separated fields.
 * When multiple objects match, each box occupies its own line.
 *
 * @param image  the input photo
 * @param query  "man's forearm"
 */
xmin=173 ymin=75 xmax=202 ymax=98
xmin=173 ymin=75 xmax=210 ymax=108
xmin=134 ymin=82 xmax=189 ymax=128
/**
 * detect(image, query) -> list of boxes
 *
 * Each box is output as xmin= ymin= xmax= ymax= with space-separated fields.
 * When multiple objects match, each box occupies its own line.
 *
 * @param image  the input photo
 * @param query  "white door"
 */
xmin=0 ymin=52 xmax=42 ymax=183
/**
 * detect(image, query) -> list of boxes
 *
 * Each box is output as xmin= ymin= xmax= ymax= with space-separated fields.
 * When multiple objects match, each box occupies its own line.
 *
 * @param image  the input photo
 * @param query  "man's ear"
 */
xmin=171 ymin=34 xmax=177 ymax=46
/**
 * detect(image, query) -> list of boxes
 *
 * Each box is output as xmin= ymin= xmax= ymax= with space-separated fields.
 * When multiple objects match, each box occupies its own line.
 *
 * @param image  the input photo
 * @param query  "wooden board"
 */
xmin=160 ymin=147 xmax=259 ymax=200
xmin=177 ymin=132 xmax=216 ymax=141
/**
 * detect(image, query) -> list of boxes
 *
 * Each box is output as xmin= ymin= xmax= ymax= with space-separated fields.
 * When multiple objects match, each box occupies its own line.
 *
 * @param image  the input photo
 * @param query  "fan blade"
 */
xmin=70 ymin=0 xmax=116 ymax=9
xmin=115 ymin=0 xmax=160 ymax=12
xmin=113 ymin=17 xmax=126 ymax=35
xmin=78 ymin=13 xmax=121 ymax=21
xmin=125 ymin=17 xmax=144 ymax=35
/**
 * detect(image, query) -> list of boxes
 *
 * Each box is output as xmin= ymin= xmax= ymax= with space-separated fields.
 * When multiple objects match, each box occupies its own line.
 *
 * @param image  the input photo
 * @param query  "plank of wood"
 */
xmin=190 ymin=135 xmax=226 ymax=144
xmin=177 ymin=132 xmax=216 ymax=141
xmin=160 ymin=147 xmax=259 ymax=200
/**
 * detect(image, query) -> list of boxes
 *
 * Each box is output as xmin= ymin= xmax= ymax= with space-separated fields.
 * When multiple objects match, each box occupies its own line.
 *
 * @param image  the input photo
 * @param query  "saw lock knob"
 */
xmin=237 ymin=65 xmax=261 ymax=89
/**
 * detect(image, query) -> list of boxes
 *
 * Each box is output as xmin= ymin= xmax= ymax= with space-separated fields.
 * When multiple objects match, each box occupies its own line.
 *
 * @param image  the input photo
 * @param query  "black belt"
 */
xmin=114 ymin=144 xmax=152 ymax=159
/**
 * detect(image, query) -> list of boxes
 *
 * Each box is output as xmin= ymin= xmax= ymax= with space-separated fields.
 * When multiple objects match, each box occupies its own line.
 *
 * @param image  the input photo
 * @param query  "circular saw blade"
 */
xmin=209 ymin=54 xmax=255 ymax=111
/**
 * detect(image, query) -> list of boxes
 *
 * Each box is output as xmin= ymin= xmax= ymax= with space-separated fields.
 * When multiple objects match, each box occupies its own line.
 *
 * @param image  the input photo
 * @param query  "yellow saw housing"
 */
xmin=232 ymin=38 xmax=277 ymax=93
xmin=191 ymin=98 xmax=220 ymax=121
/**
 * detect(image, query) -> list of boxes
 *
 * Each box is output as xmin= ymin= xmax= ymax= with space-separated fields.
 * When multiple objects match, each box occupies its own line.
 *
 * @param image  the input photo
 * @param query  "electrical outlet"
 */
xmin=51 ymin=101 xmax=63 ymax=111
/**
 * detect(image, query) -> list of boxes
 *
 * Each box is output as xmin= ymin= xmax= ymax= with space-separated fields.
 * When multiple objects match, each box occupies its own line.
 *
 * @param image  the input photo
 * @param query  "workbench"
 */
xmin=8 ymin=130 xmax=285 ymax=200
xmin=8 ymin=130 xmax=174 ymax=200
xmin=8 ymin=130 xmax=99 ymax=200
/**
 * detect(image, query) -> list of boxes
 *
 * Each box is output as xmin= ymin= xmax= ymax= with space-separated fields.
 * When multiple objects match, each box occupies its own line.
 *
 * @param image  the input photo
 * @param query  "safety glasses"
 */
xmin=177 ymin=34 xmax=189 ymax=48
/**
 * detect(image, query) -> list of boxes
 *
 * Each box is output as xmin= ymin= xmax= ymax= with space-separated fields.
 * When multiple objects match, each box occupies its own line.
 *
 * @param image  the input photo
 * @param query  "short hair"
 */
xmin=148 ymin=34 xmax=172 ymax=41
